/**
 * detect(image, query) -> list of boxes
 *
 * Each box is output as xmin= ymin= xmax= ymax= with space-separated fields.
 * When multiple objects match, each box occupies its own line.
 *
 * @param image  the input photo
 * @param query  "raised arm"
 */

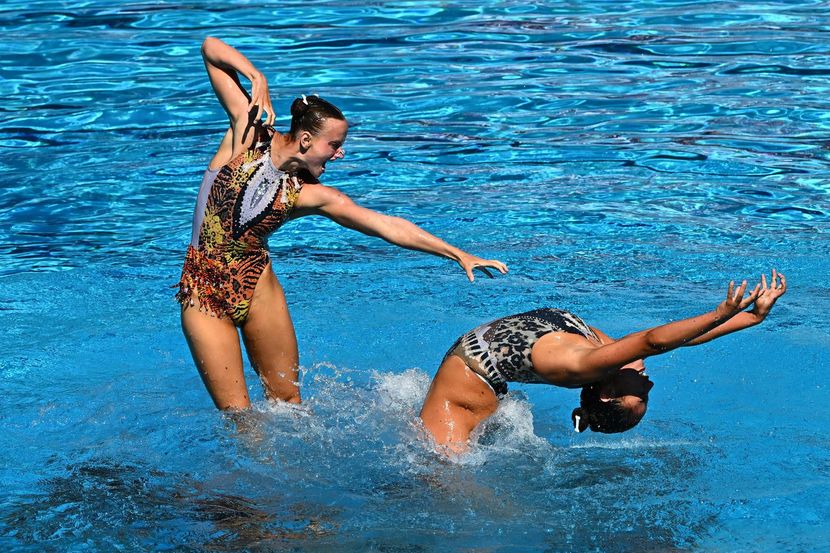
xmin=200 ymin=37 xmax=274 ymax=153
xmin=292 ymin=184 xmax=508 ymax=281
xmin=560 ymin=279 xmax=764 ymax=384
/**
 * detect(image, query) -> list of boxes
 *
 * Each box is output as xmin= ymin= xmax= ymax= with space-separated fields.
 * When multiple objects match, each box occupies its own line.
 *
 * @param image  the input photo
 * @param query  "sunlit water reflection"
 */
xmin=1 ymin=1 xmax=828 ymax=551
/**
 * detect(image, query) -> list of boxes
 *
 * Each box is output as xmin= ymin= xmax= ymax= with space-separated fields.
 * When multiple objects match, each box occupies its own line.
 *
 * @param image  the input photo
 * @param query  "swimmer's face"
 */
xmin=599 ymin=367 xmax=654 ymax=423
xmin=300 ymin=118 xmax=348 ymax=178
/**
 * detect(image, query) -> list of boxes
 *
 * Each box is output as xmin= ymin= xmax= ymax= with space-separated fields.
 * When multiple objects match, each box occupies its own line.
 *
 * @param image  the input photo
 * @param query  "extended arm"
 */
xmin=565 ymin=279 xmax=765 ymax=384
xmin=292 ymin=184 xmax=508 ymax=281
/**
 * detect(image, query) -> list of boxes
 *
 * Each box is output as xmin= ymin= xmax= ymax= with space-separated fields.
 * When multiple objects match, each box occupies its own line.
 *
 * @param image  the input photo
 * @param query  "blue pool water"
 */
xmin=2 ymin=1 xmax=829 ymax=550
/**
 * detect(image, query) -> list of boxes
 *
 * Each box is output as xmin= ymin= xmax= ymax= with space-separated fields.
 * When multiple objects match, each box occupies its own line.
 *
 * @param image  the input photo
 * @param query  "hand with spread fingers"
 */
xmin=715 ymin=279 xmax=762 ymax=320
xmin=458 ymin=254 xmax=509 ymax=282
xmin=751 ymin=269 xmax=787 ymax=319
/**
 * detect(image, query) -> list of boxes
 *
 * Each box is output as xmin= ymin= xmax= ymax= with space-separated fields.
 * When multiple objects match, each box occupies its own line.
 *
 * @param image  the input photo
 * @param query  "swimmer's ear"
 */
xmin=298 ymin=130 xmax=313 ymax=152
xmin=571 ymin=408 xmax=590 ymax=433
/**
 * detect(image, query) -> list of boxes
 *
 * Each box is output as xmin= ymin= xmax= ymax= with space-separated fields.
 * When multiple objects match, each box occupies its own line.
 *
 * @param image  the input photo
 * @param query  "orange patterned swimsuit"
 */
xmin=175 ymin=128 xmax=303 ymax=325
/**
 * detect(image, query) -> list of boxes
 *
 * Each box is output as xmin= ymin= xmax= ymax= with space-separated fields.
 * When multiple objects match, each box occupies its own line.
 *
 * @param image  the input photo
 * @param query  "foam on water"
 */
xmin=225 ymin=366 xmax=573 ymax=472
xmin=373 ymin=367 xmax=431 ymax=414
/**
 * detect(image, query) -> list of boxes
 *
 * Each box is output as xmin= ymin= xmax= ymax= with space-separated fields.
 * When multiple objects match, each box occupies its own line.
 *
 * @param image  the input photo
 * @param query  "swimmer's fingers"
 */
xmin=248 ymin=76 xmax=262 ymax=120
xmin=475 ymin=259 xmax=507 ymax=278
xmin=251 ymin=92 xmax=264 ymax=123
xmin=247 ymin=71 xmax=272 ymax=124
xmin=767 ymin=269 xmax=787 ymax=298
xmin=264 ymin=97 xmax=275 ymax=126
xmin=738 ymin=283 xmax=762 ymax=309
xmin=734 ymin=280 xmax=748 ymax=303
xmin=259 ymin=79 xmax=274 ymax=126
xmin=717 ymin=279 xmax=752 ymax=318
xmin=465 ymin=259 xmax=508 ymax=282
xmin=246 ymin=100 xmax=263 ymax=125
xmin=491 ymin=260 xmax=509 ymax=274
xmin=248 ymin=78 xmax=258 ymax=109
xmin=751 ymin=269 xmax=787 ymax=318
xmin=477 ymin=259 xmax=508 ymax=274
xmin=462 ymin=261 xmax=483 ymax=282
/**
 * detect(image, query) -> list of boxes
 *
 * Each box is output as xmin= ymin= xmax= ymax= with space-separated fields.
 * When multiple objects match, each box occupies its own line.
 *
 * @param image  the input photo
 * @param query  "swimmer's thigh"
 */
xmin=241 ymin=265 xmax=301 ymax=403
xmin=181 ymin=301 xmax=248 ymax=410
xmin=419 ymin=355 xmax=499 ymax=452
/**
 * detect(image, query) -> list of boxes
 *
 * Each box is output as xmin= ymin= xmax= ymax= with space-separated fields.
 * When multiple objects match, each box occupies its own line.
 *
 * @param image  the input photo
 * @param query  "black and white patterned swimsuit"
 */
xmin=444 ymin=308 xmax=599 ymax=397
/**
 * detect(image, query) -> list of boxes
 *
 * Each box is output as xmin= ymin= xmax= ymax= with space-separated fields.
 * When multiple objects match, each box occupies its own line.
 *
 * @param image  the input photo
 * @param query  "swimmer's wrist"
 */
xmin=445 ymin=247 xmax=465 ymax=263
xmin=730 ymin=310 xmax=766 ymax=329
xmin=747 ymin=308 xmax=767 ymax=323
xmin=712 ymin=306 xmax=732 ymax=323
xmin=247 ymin=69 xmax=264 ymax=83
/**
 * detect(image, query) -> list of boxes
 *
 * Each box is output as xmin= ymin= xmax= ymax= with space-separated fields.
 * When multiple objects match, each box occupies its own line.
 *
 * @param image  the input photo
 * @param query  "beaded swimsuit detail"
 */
xmin=175 ymin=127 xmax=303 ymax=325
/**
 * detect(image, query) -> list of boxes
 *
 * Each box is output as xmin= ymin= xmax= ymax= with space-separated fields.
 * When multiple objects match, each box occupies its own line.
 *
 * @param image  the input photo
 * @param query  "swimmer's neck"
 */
xmin=269 ymin=132 xmax=305 ymax=174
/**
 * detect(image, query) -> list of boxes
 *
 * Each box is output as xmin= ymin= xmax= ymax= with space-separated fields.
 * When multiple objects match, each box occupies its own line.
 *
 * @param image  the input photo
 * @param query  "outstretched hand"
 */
xmin=457 ymin=255 xmax=508 ymax=282
xmin=751 ymin=269 xmax=787 ymax=319
xmin=715 ymin=279 xmax=761 ymax=320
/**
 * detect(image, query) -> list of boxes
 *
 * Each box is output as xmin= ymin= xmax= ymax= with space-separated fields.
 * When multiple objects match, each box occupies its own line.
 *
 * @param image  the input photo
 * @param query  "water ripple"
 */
xmin=1 ymin=2 xmax=829 ymax=547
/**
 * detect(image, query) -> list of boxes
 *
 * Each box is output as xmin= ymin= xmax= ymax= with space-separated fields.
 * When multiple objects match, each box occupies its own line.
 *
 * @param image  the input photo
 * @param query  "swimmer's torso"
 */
xmin=447 ymin=308 xmax=599 ymax=396
xmin=175 ymin=127 xmax=303 ymax=324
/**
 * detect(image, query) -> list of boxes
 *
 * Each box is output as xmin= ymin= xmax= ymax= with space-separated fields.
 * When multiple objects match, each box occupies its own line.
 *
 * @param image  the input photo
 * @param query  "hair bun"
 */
xmin=290 ymin=97 xmax=310 ymax=118
xmin=287 ymin=94 xmax=345 ymax=140
xmin=571 ymin=408 xmax=590 ymax=433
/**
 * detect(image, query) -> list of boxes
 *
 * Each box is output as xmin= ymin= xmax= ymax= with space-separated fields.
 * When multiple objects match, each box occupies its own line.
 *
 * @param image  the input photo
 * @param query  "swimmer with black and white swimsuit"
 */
xmin=443 ymin=308 xmax=601 ymax=397
xmin=419 ymin=271 xmax=787 ymax=453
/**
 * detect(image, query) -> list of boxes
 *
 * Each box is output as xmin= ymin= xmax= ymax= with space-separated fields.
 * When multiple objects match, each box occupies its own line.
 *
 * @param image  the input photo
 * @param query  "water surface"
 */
xmin=1 ymin=1 xmax=829 ymax=551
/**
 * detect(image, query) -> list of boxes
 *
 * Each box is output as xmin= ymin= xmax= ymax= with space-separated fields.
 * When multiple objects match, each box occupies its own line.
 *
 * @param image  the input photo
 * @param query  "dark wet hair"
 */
xmin=288 ymin=95 xmax=345 ymax=139
xmin=571 ymin=383 xmax=644 ymax=434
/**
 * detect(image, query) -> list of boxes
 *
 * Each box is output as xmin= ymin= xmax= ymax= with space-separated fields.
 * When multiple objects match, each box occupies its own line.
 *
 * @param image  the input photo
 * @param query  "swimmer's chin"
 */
xmin=305 ymin=165 xmax=326 ymax=178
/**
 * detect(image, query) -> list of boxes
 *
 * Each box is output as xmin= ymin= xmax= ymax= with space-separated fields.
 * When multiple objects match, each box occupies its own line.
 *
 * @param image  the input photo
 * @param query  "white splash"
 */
xmin=373 ymin=368 xmax=431 ymax=414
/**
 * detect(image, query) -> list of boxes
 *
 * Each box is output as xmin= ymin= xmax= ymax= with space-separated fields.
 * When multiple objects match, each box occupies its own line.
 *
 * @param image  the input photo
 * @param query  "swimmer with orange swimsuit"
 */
xmin=176 ymin=37 xmax=507 ymax=410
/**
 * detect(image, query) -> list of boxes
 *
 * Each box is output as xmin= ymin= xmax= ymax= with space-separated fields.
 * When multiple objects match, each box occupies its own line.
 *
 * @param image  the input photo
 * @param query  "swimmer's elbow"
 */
xmin=201 ymin=36 xmax=217 ymax=55
xmin=368 ymin=214 xmax=405 ymax=242
xmin=643 ymin=330 xmax=671 ymax=354
xmin=201 ymin=37 xmax=229 ymax=64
